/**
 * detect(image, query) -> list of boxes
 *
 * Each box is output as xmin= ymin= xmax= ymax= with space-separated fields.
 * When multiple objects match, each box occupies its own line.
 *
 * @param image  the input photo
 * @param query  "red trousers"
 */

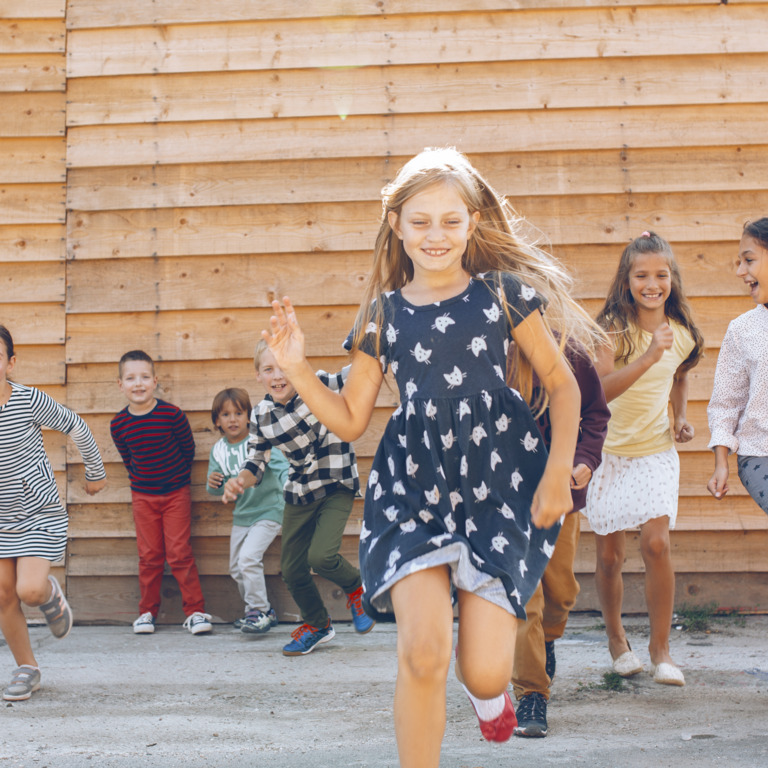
xmin=131 ymin=485 xmax=205 ymax=617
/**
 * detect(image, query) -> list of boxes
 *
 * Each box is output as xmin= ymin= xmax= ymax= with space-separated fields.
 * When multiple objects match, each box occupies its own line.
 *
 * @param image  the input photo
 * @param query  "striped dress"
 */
xmin=0 ymin=382 xmax=105 ymax=560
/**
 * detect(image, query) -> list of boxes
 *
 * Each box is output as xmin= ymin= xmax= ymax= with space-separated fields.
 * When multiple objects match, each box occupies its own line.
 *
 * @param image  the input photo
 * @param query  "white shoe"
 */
xmin=183 ymin=612 xmax=213 ymax=635
xmin=612 ymin=649 xmax=643 ymax=677
xmin=132 ymin=612 xmax=155 ymax=634
xmin=651 ymin=662 xmax=685 ymax=686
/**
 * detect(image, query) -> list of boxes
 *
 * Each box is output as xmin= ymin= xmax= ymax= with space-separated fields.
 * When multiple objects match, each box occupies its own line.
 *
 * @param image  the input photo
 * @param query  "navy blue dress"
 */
xmin=345 ymin=271 xmax=561 ymax=621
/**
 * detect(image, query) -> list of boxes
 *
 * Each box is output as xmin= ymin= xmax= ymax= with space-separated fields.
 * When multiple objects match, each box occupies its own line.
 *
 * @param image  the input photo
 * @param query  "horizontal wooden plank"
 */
xmin=575 ymin=530 xmax=768 ymax=573
xmin=573 ymin=572 xmax=768 ymax=614
xmin=64 ymin=0 xmax=737 ymax=30
xmin=64 ymin=305 xmax=357 ymax=362
xmin=1 ymin=260 xmax=64 ymax=302
xmin=0 ymin=53 xmax=65 ymax=92
xmin=3 ymin=344 xmax=65 ymax=384
xmin=0 ymin=183 xmax=65 ymax=225
xmin=64 ymin=104 xmax=768 ymax=168
xmin=0 ymin=302 xmax=65 ymax=344
xmin=0 ymin=92 xmax=65 ymax=137
xmin=65 ymin=253 xmax=373 ymax=312
xmin=65 ymin=146 xmax=768 ymax=212
xmin=64 ymin=243 xmax=750 ymax=320
xmin=0 ymin=137 xmax=66 ymax=183
xmin=0 ymin=223 xmax=65 ymax=261
xmin=66 ymin=573 xmax=353 ymax=625
xmin=66 ymin=7 xmax=768 ymax=78
xmin=64 ymin=53 xmax=768 ymax=126
xmin=65 ymin=357 xmax=399 ymax=413
xmin=0 ymin=19 xmax=65 ymax=54
xmin=0 ymin=0 xmax=65 ymax=19
xmin=66 ymin=190 xmax=768 ymax=259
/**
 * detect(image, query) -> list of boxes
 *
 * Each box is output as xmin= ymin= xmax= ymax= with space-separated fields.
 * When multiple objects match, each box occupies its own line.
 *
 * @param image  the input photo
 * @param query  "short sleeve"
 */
xmin=496 ymin=271 xmax=545 ymax=328
xmin=343 ymin=297 xmax=390 ymax=372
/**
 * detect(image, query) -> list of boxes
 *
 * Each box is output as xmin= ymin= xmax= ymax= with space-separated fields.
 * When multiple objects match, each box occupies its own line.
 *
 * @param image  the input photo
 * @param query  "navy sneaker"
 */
xmin=346 ymin=586 xmax=375 ymax=634
xmin=545 ymin=640 xmax=556 ymax=681
xmin=266 ymin=608 xmax=278 ymax=627
xmin=241 ymin=610 xmax=272 ymax=634
xmin=514 ymin=692 xmax=548 ymax=738
xmin=282 ymin=620 xmax=335 ymax=656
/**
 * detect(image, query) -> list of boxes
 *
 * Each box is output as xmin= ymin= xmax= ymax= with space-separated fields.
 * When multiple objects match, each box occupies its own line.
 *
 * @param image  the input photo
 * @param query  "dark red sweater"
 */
xmin=110 ymin=399 xmax=195 ymax=495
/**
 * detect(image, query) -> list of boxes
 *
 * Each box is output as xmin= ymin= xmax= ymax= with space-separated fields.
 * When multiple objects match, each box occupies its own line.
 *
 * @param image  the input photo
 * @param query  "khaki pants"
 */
xmin=512 ymin=511 xmax=581 ymax=700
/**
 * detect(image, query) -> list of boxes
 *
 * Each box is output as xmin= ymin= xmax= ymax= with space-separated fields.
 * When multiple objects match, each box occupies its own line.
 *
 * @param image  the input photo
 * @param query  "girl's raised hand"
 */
xmin=261 ymin=297 xmax=306 ymax=374
xmin=646 ymin=322 xmax=674 ymax=363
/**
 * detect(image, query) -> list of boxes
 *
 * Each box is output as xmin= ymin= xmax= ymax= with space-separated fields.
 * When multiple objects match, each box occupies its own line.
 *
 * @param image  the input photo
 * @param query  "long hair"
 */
xmin=350 ymin=147 xmax=606 ymax=406
xmin=743 ymin=217 xmax=768 ymax=250
xmin=0 ymin=325 xmax=14 ymax=360
xmin=596 ymin=231 xmax=703 ymax=374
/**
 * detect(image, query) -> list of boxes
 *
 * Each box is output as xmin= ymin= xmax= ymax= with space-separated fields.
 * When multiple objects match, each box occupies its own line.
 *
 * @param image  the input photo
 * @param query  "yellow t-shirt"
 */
xmin=603 ymin=320 xmax=695 ymax=458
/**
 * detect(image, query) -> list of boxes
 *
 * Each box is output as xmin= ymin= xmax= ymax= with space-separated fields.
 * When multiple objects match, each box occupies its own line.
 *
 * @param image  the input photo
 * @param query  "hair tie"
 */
xmin=641 ymin=231 xmax=651 ymax=237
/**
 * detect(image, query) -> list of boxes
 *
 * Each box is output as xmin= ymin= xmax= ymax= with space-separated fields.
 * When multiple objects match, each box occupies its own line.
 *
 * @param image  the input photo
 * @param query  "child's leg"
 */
xmin=238 ymin=520 xmax=281 ymax=612
xmin=639 ymin=515 xmax=676 ymax=665
xmin=594 ymin=530 xmax=631 ymax=659
xmin=390 ymin=566 xmax=454 ymax=768
xmin=455 ymin=590 xmax=517 ymax=699
xmin=131 ymin=491 xmax=168 ymax=617
xmin=229 ymin=525 xmax=248 ymax=603
xmin=305 ymin=490 xmax=360 ymax=594
xmin=160 ymin=486 xmax=206 ymax=616
xmin=0 ymin=558 xmax=38 ymax=667
xmin=281 ymin=500 xmax=329 ymax=628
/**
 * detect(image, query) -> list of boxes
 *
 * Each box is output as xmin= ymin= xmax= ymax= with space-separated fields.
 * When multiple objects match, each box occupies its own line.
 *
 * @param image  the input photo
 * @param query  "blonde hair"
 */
xmin=350 ymin=147 xmax=606 ymax=407
xmin=253 ymin=339 xmax=269 ymax=371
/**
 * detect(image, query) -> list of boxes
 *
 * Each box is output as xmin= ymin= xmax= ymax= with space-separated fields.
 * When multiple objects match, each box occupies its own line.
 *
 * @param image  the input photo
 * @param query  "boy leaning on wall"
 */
xmin=110 ymin=350 xmax=213 ymax=636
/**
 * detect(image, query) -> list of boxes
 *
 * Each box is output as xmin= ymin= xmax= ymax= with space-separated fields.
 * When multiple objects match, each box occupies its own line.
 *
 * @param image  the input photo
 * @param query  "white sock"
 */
xmin=462 ymin=684 xmax=506 ymax=721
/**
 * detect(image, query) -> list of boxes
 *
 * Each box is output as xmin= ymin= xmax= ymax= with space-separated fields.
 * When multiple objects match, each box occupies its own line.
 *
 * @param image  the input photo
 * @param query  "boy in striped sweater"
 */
xmin=111 ymin=350 xmax=212 ymax=635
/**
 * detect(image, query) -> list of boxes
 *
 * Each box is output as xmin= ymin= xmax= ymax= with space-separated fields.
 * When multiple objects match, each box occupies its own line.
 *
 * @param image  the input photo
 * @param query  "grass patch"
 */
xmin=674 ymin=602 xmax=746 ymax=632
xmin=577 ymin=671 xmax=631 ymax=693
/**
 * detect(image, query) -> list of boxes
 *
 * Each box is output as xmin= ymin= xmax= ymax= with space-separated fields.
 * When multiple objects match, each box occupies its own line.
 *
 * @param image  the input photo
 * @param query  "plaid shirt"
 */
xmin=244 ymin=368 xmax=359 ymax=506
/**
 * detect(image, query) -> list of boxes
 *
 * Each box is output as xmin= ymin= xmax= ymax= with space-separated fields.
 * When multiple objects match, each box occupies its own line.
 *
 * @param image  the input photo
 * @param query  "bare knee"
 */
xmin=641 ymin=533 xmax=670 ymax=562
xmin=0 ymin=583 xmax=20 ymax=610
xmin=399 ymin=632 xmax=452 ymax=685
xmin=460 ymin=661 xmax=508 ymax=700
xmin=17 ymin=581 xmax=50 ymax=607
xmin=596 ymin=546 xmax=624 ymax=576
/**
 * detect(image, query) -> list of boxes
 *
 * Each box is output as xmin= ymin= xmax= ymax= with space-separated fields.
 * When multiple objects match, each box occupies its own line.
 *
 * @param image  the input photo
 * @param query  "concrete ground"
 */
xmin=1 ymin=613 xmax=767 ymax=768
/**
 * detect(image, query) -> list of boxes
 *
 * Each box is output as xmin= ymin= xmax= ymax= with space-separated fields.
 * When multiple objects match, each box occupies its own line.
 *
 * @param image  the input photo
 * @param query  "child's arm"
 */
xmin=206 ymin=448 xmax=225 ymax=495
xmin=597 ymin=323 xmax=674 ymax=403
xmin=513 ymin=311 xmax=581 ymax=528
xmin=174 ymin=410 xmax=196 ymax=467
xmin=707 ymin=445 xmax=731 ymax=500
xmin=670 ymin=369 xmax=694 ymax=443
xmin=222 ymin=468 xmax=257 ymax=503
xmin=570 ymin=350 xmax=611 ymax=491
xmin=263 ymin=297 xmax=384 ymax=442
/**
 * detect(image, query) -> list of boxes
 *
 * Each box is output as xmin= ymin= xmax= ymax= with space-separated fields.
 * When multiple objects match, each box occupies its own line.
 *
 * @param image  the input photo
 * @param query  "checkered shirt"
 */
xmin=243 ymin=368 xmax=360 ymax=506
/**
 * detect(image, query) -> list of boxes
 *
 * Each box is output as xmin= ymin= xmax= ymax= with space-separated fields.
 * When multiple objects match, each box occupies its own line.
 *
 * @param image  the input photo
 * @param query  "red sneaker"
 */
xmin=469 ymin=689 xmax=517 ymax=743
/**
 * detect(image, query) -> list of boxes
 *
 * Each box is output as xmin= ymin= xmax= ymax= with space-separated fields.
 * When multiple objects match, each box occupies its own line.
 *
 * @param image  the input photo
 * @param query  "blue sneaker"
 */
xmin=347 ymin=586 xmax=375 ymax=634
xmin=266 ymin=608 xmax=278 ymax=627
xmin=282 ymin=620 xmax=335 ymax=656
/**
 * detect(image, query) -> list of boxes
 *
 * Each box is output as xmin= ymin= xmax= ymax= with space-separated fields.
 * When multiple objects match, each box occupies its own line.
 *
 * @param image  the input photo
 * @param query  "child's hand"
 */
xmin=646 ymin=322 xmax=674 ymax=363
xmin=707 ymin=466 xmax=730 ymax=500
xmin=570 ymin=463 xmax=592 ymax=490
xmin=531 ymin=469 xmax=574 ymax=528
xmin=262 ymin=297 xmax=307 ymax=374
xmin=674 ymin=419 xmax=694 ymax=443
xmin=207 ymin=471 xmax=224 ymax=489
xmin=84 ymin=478 xmax=107 ymax=496
xmin=222 ymin=477 xmax=244 ymax=503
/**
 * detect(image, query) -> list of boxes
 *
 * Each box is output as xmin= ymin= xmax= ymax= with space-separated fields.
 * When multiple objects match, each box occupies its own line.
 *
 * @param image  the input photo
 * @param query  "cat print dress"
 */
xmin=344 ymin=271 xmax=561 ymax=621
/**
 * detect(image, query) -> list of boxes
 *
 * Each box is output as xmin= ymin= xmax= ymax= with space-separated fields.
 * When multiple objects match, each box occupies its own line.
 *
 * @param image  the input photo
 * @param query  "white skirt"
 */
xmin=583 ymin=447 xmax=679 ymax=535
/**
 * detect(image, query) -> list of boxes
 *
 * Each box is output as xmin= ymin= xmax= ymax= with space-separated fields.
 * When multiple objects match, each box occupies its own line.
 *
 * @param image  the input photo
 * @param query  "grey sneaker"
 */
xmin=183 ymin=612 xmax=213 ymax=635
xmin=132 ymin=612 xmax=156 ymax=634
xmin=39 ymin=576 xmax=72 ymax=639
xmin=3 ymin=666 xmax=41 ymax=701
xmin=241 ymin=610 xmax=272 ymax=634
xmin=514 ymin=692 xmax=548 ymax=738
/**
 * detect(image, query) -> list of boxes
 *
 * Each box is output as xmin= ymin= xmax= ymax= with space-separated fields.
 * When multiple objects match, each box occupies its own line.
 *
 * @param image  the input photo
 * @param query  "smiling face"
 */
xmin=118 ymin=359 xmax=158 ymax=414
xmin=627 ymin=251 xmax=672 ymax=315
xmin=214 ymin=399 xmax=249 ymax=443
xmin=736 ymin=233 xmax=768 ymax=305
xmin=256 ymin=348 xmax=297 ymax=405
xmin=388 ymin=182 xmax=479 ymax=282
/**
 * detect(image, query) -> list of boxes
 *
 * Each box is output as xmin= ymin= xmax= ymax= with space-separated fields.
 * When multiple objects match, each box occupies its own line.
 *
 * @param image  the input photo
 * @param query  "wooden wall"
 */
xmin=4 ymin=0 xmax=768 ymax=623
